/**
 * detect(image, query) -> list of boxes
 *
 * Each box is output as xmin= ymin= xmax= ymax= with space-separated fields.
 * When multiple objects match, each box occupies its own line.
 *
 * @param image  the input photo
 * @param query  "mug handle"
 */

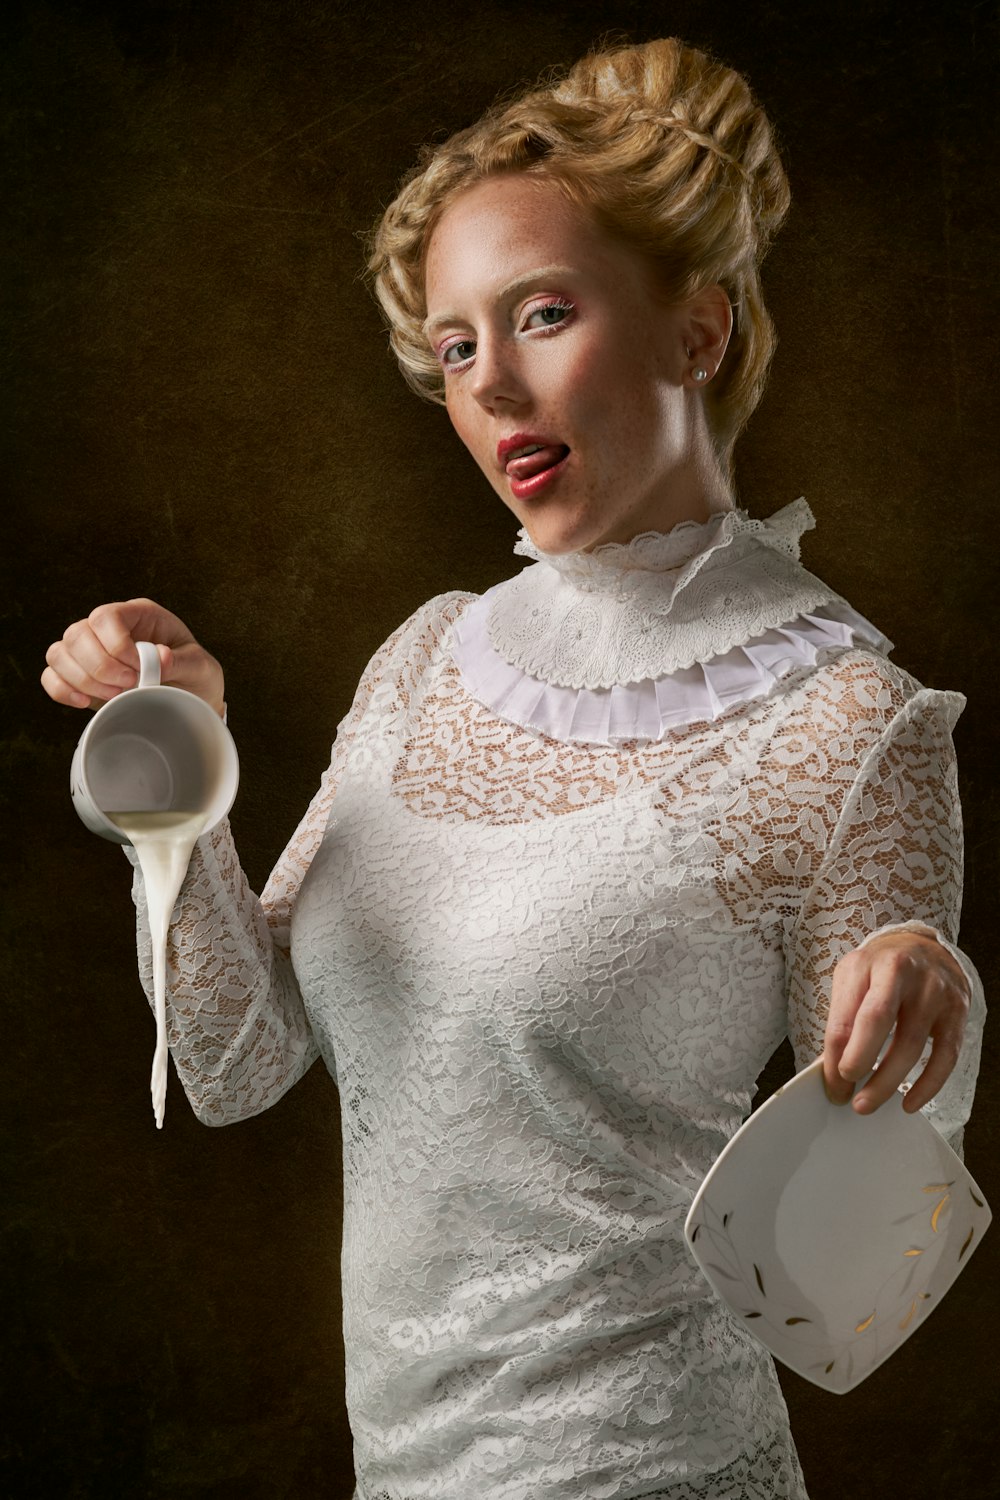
xmin=136 ymin=640 xmax=161 ymax=689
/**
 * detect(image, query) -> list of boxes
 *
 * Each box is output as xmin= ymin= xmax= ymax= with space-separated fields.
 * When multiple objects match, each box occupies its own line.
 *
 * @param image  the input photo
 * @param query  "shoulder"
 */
xmin=798 ymin=648 xmax=919 ymax=721
xmin=346 ymin=590 xmax=477 ymax=728
xmin=784 ymin=648 xmax=967 ymax=762
xmin=375 ymin=590 xmax=478 ymax=677
xmin=327 ymin=590 xmax=478 ymax=750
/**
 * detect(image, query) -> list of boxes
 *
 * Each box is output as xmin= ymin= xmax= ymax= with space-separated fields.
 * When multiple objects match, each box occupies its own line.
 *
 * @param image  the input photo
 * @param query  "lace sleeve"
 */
xmin=784 ymin=683 xmax=987 ymax=1154
xmin=128 ymin=595 xmax=467 ymax=1125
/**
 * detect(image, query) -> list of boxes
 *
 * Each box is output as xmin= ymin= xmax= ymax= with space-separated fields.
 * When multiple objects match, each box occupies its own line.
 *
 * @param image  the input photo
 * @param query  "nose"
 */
xmin=468 ymin=332 xmax=529 ymax=411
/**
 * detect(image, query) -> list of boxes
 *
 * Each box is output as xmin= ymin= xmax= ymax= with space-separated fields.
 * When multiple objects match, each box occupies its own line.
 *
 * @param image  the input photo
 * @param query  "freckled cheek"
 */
xmin=558 ymin=352 xmax=645 ymax=461
xmin=530 ymin=341 xmax=611 ymax=440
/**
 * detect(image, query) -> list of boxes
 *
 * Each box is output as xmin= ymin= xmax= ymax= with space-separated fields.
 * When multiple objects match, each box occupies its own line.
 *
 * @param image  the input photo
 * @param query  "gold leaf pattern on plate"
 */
xmin=899 ymin=1297 xmax=920 ymax=1331
xmin=931 ymin=1194 xmax=951 ymax=1233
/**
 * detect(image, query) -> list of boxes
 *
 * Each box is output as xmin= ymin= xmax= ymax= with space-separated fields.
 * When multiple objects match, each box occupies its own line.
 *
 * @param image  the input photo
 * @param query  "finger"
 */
xmin=89 ymin=599 xmax=195 ymax=660
xmin=84 ymin=603 xmax=145 ymax=671
xmin=836 ymin=963 xmax=904 ymax=1083
xmin=851 ymin=1022 xmax=930 ymax=1113
xmin=822 ymin=1035 xmax=855 ymax=1105
xmin=901 ymin=1026 xmax=965 ymax=1114
xmin=44 ymin=636 xmax=136 ymax=703
xmin=40 ymin=663 xmax=93 ymax=709
xmin=89 ymin=601 xmax=198 ymax=695
xmin=52 ymin=621 xmax=140 ymax=691
xmin=823 ymin=951 xmax=866 ymax=1104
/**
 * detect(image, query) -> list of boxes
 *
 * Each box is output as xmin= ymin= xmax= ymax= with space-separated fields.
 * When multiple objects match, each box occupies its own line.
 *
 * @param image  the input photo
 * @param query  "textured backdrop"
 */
xmin=3 ymin=1 xmax=998 ymax=1496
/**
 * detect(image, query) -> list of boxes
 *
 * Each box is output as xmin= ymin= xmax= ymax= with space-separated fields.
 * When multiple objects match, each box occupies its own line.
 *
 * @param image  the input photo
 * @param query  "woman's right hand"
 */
xmin=42 ymin=598 xmax=226 ymax=718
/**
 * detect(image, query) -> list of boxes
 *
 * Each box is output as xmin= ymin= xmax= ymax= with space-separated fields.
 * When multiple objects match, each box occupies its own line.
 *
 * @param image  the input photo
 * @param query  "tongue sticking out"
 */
xmin=506 ymin=444 xmax=569 ymax=481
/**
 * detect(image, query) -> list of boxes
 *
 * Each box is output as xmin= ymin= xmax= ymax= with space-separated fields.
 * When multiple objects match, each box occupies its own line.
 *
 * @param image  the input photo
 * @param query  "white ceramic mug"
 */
xmin=70 ymin=641 xmax=239 ymax=843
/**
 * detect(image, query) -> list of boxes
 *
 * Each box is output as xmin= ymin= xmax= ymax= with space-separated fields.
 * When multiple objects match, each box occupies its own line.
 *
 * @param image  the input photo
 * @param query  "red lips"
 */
xmin=496 ymin=432 xmax=566 ymax=472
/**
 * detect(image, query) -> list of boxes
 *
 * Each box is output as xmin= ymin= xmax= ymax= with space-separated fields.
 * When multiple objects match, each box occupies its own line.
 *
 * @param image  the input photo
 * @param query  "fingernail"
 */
xmin=823 ymin=1078 xmax=853 ymax=1106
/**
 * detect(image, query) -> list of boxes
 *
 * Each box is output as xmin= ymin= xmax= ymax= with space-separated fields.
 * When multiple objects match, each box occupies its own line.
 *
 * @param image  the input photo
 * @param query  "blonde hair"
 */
xmin=365 ymin=37 xmax=790 ymax=480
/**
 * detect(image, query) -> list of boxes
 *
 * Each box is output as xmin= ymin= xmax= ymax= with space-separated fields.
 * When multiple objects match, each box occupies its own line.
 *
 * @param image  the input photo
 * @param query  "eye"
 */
xmin=523 ymin=298 xmax=574 ymax=331
xmin=441 ymin=338 xmax=476 ymax=368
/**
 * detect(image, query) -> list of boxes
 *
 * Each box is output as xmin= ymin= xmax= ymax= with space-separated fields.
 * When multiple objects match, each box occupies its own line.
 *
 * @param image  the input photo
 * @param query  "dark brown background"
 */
xmin=3 ymin=1 xmax=998 ymax=1495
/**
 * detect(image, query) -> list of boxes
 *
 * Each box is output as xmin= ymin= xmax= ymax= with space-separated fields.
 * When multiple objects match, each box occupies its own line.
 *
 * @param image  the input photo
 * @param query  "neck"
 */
xmin=578 ymin=415 xmax=736 ymax=553
xmin=578 ymin=458 xmax=736 ymax=553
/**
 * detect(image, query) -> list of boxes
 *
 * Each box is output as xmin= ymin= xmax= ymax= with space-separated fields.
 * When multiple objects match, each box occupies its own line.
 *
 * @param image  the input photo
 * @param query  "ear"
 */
xmin=680 ymin=284 xmax=733 ymax=387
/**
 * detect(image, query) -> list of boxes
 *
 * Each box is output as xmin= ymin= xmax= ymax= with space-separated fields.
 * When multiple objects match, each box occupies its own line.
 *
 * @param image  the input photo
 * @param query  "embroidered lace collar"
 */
xmin=510 ymin=501 xmax=791 ymax=598
xmin=449 ymin=498 xmax=892 ymax=742
xmin=487 ymin=497 xmax=846 ymax=691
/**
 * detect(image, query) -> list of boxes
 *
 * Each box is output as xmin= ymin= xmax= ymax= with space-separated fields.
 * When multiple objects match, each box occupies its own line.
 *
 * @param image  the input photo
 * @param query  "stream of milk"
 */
xmin=107 ymin=810 xmax=207 ymax=1128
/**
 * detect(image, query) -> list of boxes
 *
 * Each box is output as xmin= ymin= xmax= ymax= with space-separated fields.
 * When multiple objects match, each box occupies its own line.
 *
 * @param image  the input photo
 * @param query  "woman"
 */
xmin=41 ymin=36 xmax=984 ymax=1500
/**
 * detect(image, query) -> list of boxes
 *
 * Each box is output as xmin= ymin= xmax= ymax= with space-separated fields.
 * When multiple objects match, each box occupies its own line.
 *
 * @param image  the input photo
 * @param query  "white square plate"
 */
xmin=683 ymin=1058 xmax=990 ymax=1392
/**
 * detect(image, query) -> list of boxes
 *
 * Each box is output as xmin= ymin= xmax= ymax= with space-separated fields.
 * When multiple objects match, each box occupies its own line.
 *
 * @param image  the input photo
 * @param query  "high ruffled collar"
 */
xmin=511 ymin=498 xmax=815 ymax=607
xmin=448 ymin=496 xmax=892 ymax=739
xmin=486 ymin=497 xmax=838 ymax=691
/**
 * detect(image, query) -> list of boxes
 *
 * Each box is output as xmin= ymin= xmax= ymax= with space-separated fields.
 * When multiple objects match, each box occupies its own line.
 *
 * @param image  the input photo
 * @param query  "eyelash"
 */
xmin=438 ymin=298 xmax=576 ymax=373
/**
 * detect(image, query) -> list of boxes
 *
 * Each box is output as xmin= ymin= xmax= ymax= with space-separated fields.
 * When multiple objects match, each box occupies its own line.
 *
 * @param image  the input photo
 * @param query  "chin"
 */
xmin=515 ymin=506 xmax=606 ymax=557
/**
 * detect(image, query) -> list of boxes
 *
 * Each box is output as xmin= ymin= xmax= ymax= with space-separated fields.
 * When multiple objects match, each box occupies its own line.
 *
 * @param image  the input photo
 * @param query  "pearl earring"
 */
xmin=692 ymin=367 xmax=709 ymax=383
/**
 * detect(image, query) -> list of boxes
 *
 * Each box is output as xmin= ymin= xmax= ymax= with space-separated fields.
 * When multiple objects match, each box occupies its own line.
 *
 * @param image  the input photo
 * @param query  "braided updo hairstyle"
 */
xmin=366 ymin=37 xmax=790 ymax=481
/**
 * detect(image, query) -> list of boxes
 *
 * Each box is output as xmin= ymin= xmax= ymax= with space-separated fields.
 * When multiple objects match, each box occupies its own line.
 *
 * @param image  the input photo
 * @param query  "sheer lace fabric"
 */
xmin=361 ymin=1424 xmax=806 ymax=1500
xmin=128 ymin=579 xmax=984 ymax=1500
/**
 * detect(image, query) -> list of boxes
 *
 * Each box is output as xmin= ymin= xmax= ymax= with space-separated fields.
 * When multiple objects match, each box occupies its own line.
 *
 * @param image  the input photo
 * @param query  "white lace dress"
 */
xmin=129 ymin=498 xmax=986 ymax=1500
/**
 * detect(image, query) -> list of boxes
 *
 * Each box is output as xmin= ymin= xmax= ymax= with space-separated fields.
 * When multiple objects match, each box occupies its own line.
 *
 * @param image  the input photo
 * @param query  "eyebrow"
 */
xmin=422 ymin=264 xmax=579 ymax=340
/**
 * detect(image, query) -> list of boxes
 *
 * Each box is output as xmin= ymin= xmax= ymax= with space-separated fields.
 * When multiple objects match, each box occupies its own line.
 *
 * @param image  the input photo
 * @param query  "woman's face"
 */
xmin=423 ymin=172 xmax=726 ymax=555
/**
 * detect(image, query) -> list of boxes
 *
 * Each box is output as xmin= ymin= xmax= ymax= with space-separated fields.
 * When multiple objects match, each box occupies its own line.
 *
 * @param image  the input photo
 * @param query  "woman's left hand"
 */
xmin=822 ymin=930 xmax=972 ymax=1114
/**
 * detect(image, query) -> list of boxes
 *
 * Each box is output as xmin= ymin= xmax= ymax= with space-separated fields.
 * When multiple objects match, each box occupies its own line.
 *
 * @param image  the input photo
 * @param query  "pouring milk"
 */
xmin=106 ymin=811 xmax=207 ymax=1127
